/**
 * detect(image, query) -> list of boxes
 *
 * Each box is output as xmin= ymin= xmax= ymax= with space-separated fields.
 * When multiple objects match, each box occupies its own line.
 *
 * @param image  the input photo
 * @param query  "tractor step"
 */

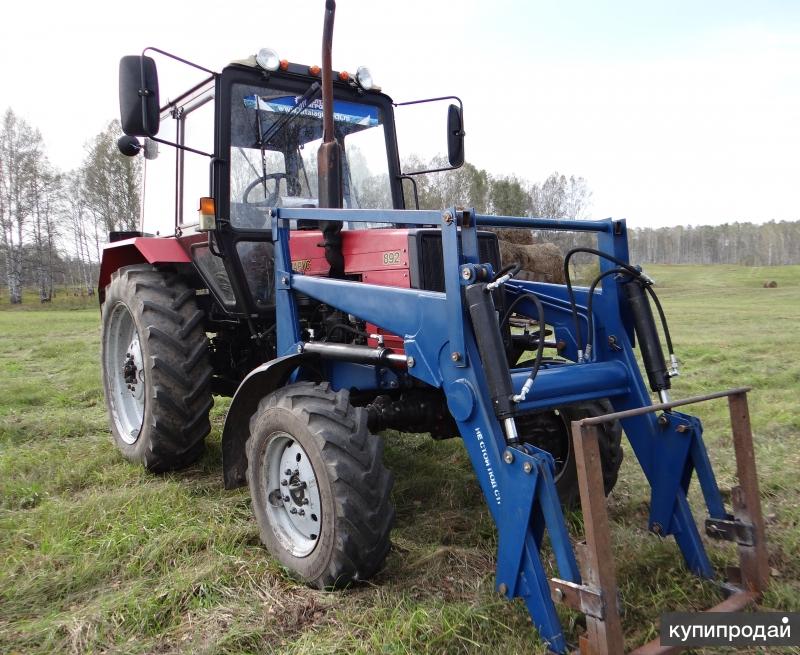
xmin=557 ymin=388 xmax=768 ymax=655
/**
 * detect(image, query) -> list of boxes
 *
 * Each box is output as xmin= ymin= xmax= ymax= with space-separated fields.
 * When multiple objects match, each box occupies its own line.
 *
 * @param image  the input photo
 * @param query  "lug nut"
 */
xmin=290 ymin=508 xmax=298 ymax=514
xmin=285 ymin=468 xmax=292 ymax=475
xmin=302 ymin=498 xmax=309 ymax=505
xmin=281 ymin=480 xmax=288 ymax=486
xmin=299 ymin=509 xmax=305 ymax=517
xmin=283 ymin=495 xmax=290 ymax=502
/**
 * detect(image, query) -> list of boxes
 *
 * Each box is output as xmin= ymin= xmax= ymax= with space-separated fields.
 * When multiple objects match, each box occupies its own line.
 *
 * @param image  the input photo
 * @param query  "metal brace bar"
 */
xmin=705 ymin=516 xmax=756 ymax=546
xmin=550 ymin=578 xmax=605 ymax=619
xmin=572 ymin=421 xmax=625 ymax=655
xmin=728 ymin=391 xmax=770 ymax=594
xmin=581 ymin=387 xmax=752 ymax=425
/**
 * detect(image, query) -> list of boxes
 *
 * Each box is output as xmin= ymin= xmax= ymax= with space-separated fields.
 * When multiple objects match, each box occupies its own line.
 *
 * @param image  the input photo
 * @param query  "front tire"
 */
xmin=247 ymin=382 xmax=394 ymax=589
xmin=516 ymin=400 xmax=623 ymax=506
xmin=101 ymin=264 xmax=213 ymax=472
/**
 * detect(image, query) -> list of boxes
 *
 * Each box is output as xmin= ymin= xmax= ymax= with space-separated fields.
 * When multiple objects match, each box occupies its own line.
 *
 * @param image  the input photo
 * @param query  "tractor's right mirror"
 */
xmin=447 ymin=104 xmax=464 ymax=168
xmin=119 ymin=55 xmax=160 ymax=137
xmin=394 ymin=96 xmax=464 ymax=176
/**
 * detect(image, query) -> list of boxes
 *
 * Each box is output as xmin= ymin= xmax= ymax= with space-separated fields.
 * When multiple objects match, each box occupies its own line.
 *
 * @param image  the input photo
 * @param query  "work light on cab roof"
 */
xmin=355 ymin=66 xmax=374 ymax=90
xmin=255 ymin=47 xmax=281 ymax=71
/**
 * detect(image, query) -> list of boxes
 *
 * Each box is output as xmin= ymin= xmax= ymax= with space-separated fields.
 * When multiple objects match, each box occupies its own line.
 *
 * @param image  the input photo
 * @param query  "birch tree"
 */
xmin=0 ymin=109 xmax=42 ymax=303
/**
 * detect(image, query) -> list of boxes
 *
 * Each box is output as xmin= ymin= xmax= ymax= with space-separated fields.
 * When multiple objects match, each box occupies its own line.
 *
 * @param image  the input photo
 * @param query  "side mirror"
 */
xmin=119 ymin=55 xmax=160 ymax=137
xmin=447 ymin=104 xmax=465 ymax=168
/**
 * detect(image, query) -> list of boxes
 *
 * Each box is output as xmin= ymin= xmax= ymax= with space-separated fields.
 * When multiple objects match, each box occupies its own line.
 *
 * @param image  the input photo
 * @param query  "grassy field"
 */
xmin=1 ymin=265 xmax=798 ymax=654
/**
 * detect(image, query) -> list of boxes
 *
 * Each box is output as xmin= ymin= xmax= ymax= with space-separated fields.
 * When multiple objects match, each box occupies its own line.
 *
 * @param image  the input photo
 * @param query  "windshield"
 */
xmin=229 ymin=82 xmax=393 ymax=228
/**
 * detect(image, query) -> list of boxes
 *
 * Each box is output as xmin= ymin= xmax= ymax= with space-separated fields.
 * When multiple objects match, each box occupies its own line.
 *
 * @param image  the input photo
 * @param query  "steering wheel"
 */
xmin=243 ymin=173 xmax=288 ymax=206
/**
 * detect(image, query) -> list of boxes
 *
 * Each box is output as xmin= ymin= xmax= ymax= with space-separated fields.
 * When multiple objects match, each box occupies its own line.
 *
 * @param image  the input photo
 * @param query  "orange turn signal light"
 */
xmin=338 ymin=70 xmax=349 ymax=81
xmin=198 ymin=197 xmax=216 ymax=231
xmin=309 ymin=65 xmax=321 ymax=76
xmin=279 ymin=59 xmax=289 ymax=71
xmin=199 ymin=197 xmax=215 ymax=214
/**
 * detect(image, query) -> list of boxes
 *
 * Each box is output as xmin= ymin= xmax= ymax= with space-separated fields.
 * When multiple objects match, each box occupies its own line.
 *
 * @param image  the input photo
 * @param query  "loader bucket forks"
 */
xmin=563 ymin=388 xmax=768 ymax=654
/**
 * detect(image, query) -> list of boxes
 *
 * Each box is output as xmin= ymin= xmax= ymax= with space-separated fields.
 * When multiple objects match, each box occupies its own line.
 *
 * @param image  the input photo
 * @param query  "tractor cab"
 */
xmin=115 ymin=47 xmax=463 ymax=318
xmin=227 ymin=70 xmax=396 ymax=224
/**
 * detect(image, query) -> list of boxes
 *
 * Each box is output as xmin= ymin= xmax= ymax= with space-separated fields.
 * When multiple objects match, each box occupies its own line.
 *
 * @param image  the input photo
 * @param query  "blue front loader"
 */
xmin=264 ymin=206 xmax=742 ymax=653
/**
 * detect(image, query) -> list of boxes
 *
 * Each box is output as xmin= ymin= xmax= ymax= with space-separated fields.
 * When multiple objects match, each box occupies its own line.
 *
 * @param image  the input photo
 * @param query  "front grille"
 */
xmin=410 ymin=229 xmax=501 ymax=292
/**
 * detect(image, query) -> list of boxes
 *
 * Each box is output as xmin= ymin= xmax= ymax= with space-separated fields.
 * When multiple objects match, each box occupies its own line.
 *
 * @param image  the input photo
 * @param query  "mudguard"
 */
xmin=221 ymin=353 xmax=309 ymax=489
xmin=98 ymin=237 xmax=192 ymax=303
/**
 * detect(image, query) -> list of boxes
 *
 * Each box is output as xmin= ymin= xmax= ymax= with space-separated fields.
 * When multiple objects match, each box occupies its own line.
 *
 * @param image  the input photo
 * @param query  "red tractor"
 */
xmin=100 ymin=3 xmax=768 ymax=652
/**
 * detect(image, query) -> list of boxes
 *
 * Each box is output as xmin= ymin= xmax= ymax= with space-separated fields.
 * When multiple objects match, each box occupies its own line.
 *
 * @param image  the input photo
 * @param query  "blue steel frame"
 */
xmin=268 ymin=206 xmax=728 ymax=653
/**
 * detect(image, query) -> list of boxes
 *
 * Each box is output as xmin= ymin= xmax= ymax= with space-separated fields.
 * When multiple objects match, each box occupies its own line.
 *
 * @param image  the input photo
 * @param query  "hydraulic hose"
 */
xmin=585 ymin=267 xmax=630 ymax=360
xmin=500 ymin=292 xmax=546 ymax=403
xmin=562 ymin=247 xmax=677 ymax=384
xmin=563 ymin=247 xmax=645 ymax=359
xmin=493 ymin=262 xmax=521 ymax=282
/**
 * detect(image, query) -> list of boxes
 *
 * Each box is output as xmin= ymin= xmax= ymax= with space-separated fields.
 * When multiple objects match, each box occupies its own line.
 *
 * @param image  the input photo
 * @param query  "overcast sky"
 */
xmin=1 ymin=0 xmax=798 ymax=228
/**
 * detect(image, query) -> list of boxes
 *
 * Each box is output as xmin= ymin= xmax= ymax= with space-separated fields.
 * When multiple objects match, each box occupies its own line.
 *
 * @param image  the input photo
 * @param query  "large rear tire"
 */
xmin=247 ymin=382 xmax=394 ymax=589
xmin=516 ymin=400 xmax=623 ymax=506
xmin=101 ymin=264 xmax=213 ymax=472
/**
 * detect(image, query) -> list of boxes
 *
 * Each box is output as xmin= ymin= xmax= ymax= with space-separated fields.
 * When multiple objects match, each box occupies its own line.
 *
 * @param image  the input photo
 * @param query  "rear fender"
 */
xmin=98 ymin=237 xmax=192 ymax=303
xmin=221 ymin=353 xmax=309 ymax=489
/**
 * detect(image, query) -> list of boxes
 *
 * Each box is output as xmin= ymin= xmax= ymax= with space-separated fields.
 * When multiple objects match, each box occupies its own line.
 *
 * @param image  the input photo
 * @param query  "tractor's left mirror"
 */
xmin=119 ymin=55 xmax=160 ymax=137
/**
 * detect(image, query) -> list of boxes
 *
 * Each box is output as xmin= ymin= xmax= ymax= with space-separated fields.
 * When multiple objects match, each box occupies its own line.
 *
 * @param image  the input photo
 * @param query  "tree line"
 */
xmin=0 ymin=109 xmax=140 ymax=303
xmin=1 ymin=109 xmax=796 ymax=305
xmin=404 ymin=156 xmax=800 ymax=267
xmin=628 ymin=221 xmax=800 ymax=266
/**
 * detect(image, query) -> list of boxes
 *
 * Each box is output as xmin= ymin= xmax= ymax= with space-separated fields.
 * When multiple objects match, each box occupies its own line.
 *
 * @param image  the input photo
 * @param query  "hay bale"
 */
xmin=489 ymin=227 xmax=535 ymax=245
xmin=498 ymin=240 xmax=565 ymax=284
xmin=767 ymin=280 xmax=778 ymax=288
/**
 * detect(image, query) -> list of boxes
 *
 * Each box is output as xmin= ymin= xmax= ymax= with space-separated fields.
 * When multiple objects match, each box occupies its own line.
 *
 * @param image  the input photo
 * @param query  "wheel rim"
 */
xmin=105 ymin=302 xmax=145 ymax=445
xmin=263 ymin=432 xmax=322 ymax=558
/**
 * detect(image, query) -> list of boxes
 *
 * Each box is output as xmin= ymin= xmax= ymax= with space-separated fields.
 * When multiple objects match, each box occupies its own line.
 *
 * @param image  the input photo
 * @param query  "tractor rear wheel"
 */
xmin=516 ymin=400 xmax=623 ymax=507
xmin=247 ymin=382 xmax=394 ymax=589
xmin=101 ymin=265 xmax=213 ymax=471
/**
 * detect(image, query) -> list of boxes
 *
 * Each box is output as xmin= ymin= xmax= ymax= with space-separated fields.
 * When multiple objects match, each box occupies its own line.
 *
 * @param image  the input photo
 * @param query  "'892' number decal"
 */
xmin=382 ymin=250 xmax=402 ymax=265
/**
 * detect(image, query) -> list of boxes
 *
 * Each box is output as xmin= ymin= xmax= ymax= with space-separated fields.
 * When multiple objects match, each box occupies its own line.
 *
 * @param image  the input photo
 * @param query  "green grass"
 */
xmin=1 ymin=265 xmax=799 ymax=654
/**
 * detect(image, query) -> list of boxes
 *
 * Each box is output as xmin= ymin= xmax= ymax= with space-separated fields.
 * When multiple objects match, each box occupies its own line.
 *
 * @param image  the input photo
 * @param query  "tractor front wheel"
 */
xmin=516 ymin=400 xmax=623 ymax=507
xmin=101 ymin=265 xmax=213 ymax=471
xmin=247 ymin=382 xmax=394 ymax=589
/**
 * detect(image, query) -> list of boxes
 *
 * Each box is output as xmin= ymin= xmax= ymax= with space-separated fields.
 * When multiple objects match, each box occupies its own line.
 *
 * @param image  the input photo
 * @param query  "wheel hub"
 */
xmin=264 ymin=434 xmax=322 ymax=557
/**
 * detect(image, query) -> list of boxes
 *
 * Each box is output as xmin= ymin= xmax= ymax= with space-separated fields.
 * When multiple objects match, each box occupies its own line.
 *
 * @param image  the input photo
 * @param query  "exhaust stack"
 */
xmin=317 ymin=0 xmax=345 ymax=277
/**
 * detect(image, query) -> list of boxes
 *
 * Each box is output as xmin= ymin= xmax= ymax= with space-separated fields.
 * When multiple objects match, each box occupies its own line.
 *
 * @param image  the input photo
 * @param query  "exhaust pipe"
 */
xmin=317 ymin=0 xmax=345 ymax=277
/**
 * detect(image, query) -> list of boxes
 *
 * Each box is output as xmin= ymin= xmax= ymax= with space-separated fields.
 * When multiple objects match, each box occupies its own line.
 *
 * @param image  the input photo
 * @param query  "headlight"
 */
xmin=356 ymin=66 xmax=374 ymax=90
xmin=256 ymin=48 xmax=280 ymax=71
